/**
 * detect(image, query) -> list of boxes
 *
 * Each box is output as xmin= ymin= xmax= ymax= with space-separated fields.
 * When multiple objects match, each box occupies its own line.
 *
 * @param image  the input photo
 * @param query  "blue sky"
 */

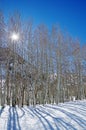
xmin=0 ymin=0 xmax=86 ymax=44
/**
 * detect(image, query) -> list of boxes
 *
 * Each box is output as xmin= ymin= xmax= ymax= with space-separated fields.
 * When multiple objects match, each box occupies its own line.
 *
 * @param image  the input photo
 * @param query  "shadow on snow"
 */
xmin=0 ymin=107 xmax=4 ymax=116
xmin=7 ymin=107 xmax=21 ymax=130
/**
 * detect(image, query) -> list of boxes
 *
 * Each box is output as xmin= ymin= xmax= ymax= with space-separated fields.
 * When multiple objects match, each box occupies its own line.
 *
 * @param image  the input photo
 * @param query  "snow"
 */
xmin=0 ymin=100 xmax=86 ymax=130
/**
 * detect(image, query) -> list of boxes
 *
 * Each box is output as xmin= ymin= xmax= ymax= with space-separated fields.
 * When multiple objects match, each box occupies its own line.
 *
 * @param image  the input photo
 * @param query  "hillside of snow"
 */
xmin=0 ymin=100 xmax=86 ymax=130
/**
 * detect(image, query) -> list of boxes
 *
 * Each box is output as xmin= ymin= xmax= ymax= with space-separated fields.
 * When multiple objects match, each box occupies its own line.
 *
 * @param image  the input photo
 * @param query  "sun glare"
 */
xmin=11 ymin=32 xmax=20 ymax=41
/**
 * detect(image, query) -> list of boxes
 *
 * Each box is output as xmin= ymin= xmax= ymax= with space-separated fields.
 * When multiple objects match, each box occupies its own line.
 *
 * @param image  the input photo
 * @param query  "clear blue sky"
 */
xmin=0 ymin=0 xmax=86 ymax=44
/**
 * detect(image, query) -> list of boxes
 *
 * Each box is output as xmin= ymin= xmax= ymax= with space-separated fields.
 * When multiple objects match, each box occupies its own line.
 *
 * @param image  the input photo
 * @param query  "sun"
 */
xmin=10 ymin=32 xmax=20 ymax=41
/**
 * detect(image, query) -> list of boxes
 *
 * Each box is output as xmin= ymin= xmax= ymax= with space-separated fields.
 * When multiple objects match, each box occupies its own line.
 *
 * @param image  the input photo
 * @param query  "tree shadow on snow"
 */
xmin=23 ymin=107 xmax=35 ymax=117
xmin=7 ymin=107 xmax=21 ymax=130
xmin=44 ymin=105 xmax=86 ymax=129
xmin=64 ymin=101 xmax=86 ymax=108
xmin=58 ymin=103 xmax=86 ymax=117
xmin=36 ymin=107 xmax=75 ymax=130
xmin=0 ymin=107 xmax=4 ymax=116
xmin=18 ymin=107 xmax=25 ymax=118
xmin=30 ymin=107 xmax=55 ymax=130
xmin=15 ymin=107 xmax=21 ymax=130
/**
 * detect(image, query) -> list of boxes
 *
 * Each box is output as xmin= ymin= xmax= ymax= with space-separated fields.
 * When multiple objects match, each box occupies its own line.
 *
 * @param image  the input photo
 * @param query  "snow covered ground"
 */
xmin=0 ymin=100 xmax=86 ymax=130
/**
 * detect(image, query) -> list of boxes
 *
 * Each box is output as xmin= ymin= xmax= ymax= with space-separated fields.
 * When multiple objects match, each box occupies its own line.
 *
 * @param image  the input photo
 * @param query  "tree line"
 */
xmin=0 ymin=11 xmax=86 ymax=107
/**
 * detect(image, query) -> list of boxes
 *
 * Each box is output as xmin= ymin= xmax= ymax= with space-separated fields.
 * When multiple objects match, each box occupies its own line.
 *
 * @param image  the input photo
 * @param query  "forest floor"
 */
xmin=0 ymin=100 xmax=86 ymax=130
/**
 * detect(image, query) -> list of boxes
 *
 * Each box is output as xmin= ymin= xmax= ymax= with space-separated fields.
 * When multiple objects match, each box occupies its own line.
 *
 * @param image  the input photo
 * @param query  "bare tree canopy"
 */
xmin=0 ymin=11 xmax=86 ymax=107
